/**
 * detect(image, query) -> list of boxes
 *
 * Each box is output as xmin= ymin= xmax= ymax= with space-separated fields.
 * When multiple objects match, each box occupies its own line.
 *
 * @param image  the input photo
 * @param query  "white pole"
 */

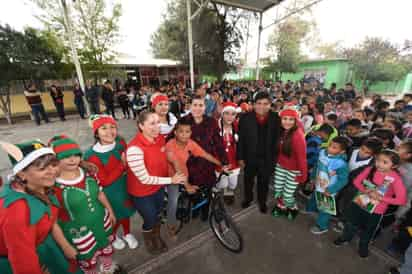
xmin=256 ymin=12 xmax=263 ymax=81
xmin=186 ymin=0 xmax=195 ymax=90
xmin=60 ymin=0 xmax=90 ymax=116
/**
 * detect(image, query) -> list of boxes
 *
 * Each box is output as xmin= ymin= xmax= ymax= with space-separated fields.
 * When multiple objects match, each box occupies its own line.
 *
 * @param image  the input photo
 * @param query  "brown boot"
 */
xmin=142 ymin=230 xmax=161 ymax=255
xmin=153 ymin=223 xmax=168 ymax=253
xmin=166 ymin=224 xmax=179 ymax=241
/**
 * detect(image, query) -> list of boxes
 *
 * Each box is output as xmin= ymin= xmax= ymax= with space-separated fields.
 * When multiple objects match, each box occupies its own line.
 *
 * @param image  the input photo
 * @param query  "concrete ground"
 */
xmin=0 ymin=113 xmax=402 ymax=274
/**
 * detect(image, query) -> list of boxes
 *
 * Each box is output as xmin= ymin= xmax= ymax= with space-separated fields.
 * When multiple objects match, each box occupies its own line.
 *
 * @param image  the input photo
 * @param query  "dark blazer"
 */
xmin=237 ymin=111 xmax=281 ymax=175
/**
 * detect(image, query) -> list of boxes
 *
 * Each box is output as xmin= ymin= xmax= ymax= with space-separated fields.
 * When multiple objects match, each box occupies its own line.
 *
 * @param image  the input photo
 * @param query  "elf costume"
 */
xmin=0 ymin=140 xmax=82 ymax=274
xmin=216 ymin=102 xmax=241 ymax=204
xmin=84 ymin=115 xmax=137 ymax=250
xmin=49 ymin=136 xmax=116 ymax=273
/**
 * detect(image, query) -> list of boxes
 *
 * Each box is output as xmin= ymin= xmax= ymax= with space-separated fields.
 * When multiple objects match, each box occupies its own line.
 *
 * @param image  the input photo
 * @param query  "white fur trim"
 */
xmin=13 ymin=147 xmax=55 ymax=175
xmin=93 ymin=142 xmax=116 ymax=153
xmin=222 ymin=106 xmax=241 ymax=114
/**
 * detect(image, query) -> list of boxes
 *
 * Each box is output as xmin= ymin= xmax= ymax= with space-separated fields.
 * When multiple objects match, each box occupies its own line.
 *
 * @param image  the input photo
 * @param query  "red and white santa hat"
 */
xmin=221 ymin=102 xmax=241 ymax=114
xmin=279 ymin=103 xmax=299 ymax=119
xmin=89 ymin=114 xmax=117 ymax=133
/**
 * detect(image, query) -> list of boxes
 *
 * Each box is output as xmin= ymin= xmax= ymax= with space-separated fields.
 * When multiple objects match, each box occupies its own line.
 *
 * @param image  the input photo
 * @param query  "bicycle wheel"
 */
xmin=209 ymin=209 xmax=243 ymax=253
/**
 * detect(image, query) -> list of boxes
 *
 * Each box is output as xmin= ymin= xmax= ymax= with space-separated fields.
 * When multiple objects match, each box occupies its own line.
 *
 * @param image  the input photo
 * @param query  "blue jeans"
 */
xmin=132 ymin=188 xmax=164 ymax=231
xmin=306 ymin=192 xmax=331 ymax=230
xmin=31 ymin=104 xmax=49 ymax=125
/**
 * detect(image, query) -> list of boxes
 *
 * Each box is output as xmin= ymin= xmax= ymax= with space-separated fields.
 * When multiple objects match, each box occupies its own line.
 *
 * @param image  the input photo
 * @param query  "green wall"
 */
xmin=226 ymin=59 xmax=412 ymax=95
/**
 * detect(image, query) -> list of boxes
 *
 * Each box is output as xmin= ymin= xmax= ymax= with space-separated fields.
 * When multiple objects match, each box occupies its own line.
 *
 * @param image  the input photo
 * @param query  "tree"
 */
xmin=265 ymin=0 xmax=318 ymax=80
xmin=31 ymin=0 xmax=122 ymax=77
xmin=266 ymin=17 xmax=312 ymax=80
xmin=343 ymin=37 xmax=409 ymax=92
xmin=151 ymin=0 xmax=252 ymax=80
xmin=0 ymin=25 xmax=68 ymax=124
xmin=313 ymin=41 xmax=344 ymax=59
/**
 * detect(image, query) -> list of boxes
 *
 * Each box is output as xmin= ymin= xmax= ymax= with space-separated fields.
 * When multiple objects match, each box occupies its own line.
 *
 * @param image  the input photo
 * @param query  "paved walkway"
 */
xmin=139 ymin=205 xmax=396 ymax=274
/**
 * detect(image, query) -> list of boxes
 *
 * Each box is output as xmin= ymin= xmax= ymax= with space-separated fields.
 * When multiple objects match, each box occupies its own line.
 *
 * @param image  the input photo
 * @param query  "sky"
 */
xmin=0 ymin=0 xmax=411 ymax=64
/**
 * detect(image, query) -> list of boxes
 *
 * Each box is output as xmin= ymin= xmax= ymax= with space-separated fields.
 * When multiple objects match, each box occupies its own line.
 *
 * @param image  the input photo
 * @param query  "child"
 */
xmin=386 ymin=141 xmax=412 ymax=258
xmin=348 ymin=137 xmax=383 ymax=173
xmin=353 ymin=109 xmax=372 ymax=130
xmin=305 ymin=136 xmax=350 ymax=234
xmin=395 ymin=140 xmax=412 ymax=223
xmin=384 ymin=118 xmax=403 ymax=146
xmin=300 ymin=104 xmax=314 ymax=133
xmin=83 ymin=115 xmax=137 ymax=250
xmin=402 ymin=110 xmax=412 ymax=139
xmin=308 ymin=112 xmax=339 ymax=148
xmin=334 ymin=150 xmax=407 ymax=258
xmin=165 ymin=119 xmax=223 ymax=236
xmin=216 ymin=102 xmax=241 ymax=205
xmin=344 ymin=118 xmax=369 ymax=150
xmin=371 ymin=128 xmax=395 ymax=149
xmin=49 ymin=136 xmax=122 ymax=274
xmin=272 ymin=106 xmax=307 ymax=220
xmin=302 ymin=124 xmax=335 ymax=196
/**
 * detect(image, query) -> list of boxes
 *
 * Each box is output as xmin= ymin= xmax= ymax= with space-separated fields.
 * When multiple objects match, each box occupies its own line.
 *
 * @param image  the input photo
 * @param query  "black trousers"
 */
xmin=243 ymin=159 xmax=270 ymax=206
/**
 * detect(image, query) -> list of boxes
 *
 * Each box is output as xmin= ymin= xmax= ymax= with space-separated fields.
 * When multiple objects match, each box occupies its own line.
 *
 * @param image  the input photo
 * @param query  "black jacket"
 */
xmin=237 ymin=111 xmax=281 ymax=175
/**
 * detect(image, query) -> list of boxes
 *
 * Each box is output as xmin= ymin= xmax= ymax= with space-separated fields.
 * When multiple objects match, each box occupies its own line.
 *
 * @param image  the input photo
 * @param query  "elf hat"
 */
xmin=89 ymin=114 xmax=117 ymax=134
xmin=48 ymin=135 xmax=82 ymax=160
xmin=0 ymin=140 xmax=55 ymax=175
xmin=279 ymin=104 xmax=299 ymax=119
xmin=221 ymin=102 xmax=241 ymax=114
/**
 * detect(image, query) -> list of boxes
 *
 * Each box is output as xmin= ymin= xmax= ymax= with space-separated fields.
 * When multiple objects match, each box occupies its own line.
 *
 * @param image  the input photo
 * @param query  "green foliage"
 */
xmin=266 ymin=16 xmax=312 ymax=79
xmin=344 ymin=37 xmax=409 ymax=86
xmin=31 ymin=0 xmax=122 ymax=76
xmin=150 ymin=0 xmax=252 ymax=80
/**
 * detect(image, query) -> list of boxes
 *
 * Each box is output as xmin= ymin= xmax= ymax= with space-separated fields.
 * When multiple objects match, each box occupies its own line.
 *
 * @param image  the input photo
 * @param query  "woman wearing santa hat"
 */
xmin=216 ymin=102 xmax=241 ymax=205
xmin=150 ymin=93 xmax=177 ymax=138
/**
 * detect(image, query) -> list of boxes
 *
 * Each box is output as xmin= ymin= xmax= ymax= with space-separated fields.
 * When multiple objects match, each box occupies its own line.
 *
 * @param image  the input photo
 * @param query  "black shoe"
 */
xmin=287 ymin=208 xmax=299 ymax=220
xmin=334 ymin=237 xmax=349 ymax=246
xmin=358 ymin=246 xmax=369 ymax=258
xmin=389 ymin=266 xmax=400 ymax=274
xmin=259 ymin=204 xmax=268 ymax=214
xmin=241 ymin=201 xmax=251 ymax=209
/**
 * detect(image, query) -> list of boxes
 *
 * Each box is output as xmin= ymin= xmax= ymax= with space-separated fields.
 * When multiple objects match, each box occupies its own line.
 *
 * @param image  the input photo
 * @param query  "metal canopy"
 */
xmin=186 ymin=0 xmax=285 ymax=89
xmin=212 ymin=0 xmax=283 ymax=13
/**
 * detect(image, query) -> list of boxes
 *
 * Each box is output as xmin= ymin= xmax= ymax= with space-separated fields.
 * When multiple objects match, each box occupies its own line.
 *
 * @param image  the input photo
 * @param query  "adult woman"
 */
xmin=150 ymin=93 xmax=179 ymax=237
xmin=181 ymin=95 xmax=227 ymax=219
xmin=0 ymin=140 xmax=82 ymax=274
xmin=126 ymin=111 xmax=186 ymax=255
xmin=50 ymin=85 xmax=65 ymax=121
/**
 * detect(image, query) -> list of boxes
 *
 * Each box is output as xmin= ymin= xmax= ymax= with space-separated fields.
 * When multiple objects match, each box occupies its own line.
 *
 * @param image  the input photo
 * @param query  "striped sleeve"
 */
xmin=126 ymin=146 xmax=172 ymax=185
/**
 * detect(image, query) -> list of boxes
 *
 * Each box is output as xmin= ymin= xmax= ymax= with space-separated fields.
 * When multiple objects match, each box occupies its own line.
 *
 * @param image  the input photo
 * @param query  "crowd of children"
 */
xmin=2 ymin=79 xmax=412 ymax=273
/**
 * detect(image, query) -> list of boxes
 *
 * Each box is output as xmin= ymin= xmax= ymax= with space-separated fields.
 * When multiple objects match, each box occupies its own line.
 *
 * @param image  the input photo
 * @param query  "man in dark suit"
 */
xmin=237 ymin=91 xmax=281 ymax=213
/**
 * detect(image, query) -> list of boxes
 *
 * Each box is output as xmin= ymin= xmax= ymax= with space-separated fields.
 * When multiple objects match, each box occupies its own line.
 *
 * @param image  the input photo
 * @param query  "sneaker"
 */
xmin=334 ymin=237 xmax=349 ymax=246
xmin=332 ymin=221 xmax=345 ymax=233
xmin=112 ymin=236 xmax=126 ymax=250
xmin=310 ymin=226 xmax=329 ymax=235
xmin=123 ymin=233 xmax=139 ymax=249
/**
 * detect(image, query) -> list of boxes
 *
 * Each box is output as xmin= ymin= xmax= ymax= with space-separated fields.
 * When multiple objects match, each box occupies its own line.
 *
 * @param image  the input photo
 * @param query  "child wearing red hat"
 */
xmin=216 ymin=102 xmax=241 ymax=204
xmin=83 ymin=115 xmax=137 ymax=251
xmin=272 ymin=105 xmax=308 ymax=220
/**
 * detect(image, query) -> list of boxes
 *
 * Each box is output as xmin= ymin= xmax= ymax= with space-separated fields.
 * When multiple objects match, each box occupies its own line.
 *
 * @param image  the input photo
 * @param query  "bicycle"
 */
xmin=162 ymin=172 xmax=243 ymax=253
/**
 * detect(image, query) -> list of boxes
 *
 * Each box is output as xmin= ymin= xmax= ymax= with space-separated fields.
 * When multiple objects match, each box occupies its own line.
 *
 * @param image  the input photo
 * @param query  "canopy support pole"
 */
xmin=256 ymin=12 xmax=263 ymax=81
